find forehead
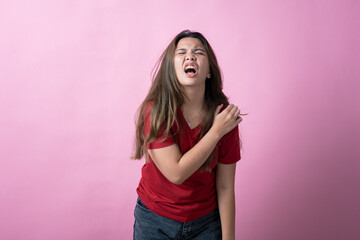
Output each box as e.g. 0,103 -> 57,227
176,37 -> 204,49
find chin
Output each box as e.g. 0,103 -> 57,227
179,79 -> 205,87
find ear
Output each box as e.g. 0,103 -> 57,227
207,73 -> 211,78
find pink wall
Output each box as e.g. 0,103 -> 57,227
0,1 -> 359,239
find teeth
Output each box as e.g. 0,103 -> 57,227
185,66 -> 195,70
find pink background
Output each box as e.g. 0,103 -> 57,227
0,1 -> 359,239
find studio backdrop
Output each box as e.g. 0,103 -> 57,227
0,1 -> 359,240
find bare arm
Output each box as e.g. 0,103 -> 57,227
148,104 -> 242,185
216,163 -> 236,240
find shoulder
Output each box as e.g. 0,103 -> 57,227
220,124 -> 239,144
217,124 -> 241,163
142,101 -> 155,120
143,101 -> 154,114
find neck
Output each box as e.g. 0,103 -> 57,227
182,85 -> 205,112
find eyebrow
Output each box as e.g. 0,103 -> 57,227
176,48 -> 206,53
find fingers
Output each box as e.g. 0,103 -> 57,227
227,104 -> 242,124
236,116 -> 243,124
212,103 -> 243,137
225,104 -> 234,113
214,104 -> 223,116
218,103 -> 243,123
234,109 -> 240,118
230,105 -> 238,117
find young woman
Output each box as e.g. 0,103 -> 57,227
132,30 -> 244,240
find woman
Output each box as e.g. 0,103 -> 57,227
132,30 -> 244,240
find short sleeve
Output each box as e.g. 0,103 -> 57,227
218,125 -> 241,164
143,103 -> 175,149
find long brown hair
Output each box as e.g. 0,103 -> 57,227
132,30 -> 241,169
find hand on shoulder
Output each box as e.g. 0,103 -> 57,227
211,104 -> 242,138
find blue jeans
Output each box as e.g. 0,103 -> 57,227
133,197 -> 222,240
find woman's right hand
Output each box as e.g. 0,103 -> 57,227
211,104 -> 242,138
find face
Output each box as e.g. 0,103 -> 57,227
174,37 -> 210,87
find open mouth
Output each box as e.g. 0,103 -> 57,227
184,64 -> 198,77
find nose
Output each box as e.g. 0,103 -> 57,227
185,53 -> 196,61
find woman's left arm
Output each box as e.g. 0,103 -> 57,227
216,162 -> 236,240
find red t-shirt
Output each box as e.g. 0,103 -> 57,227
136,102 -> 241,222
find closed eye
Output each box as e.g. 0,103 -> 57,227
194,48 -> 206,55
